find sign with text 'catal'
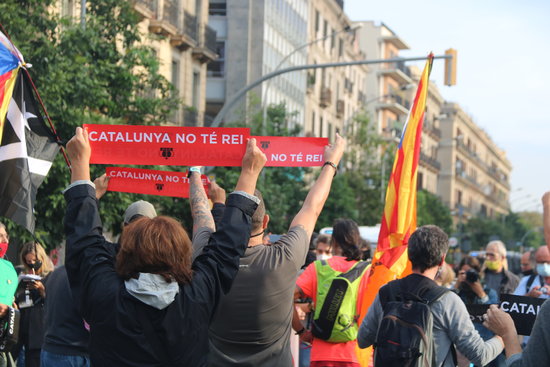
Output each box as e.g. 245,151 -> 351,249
106,167 -> 209,198
85,124 -> 250,166
256,136 -> 328,167
466,294 -> 546,336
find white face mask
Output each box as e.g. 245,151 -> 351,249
536,263 -> 550,277
317,254 -> 331,261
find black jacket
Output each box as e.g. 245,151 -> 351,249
64,184 -> 257,367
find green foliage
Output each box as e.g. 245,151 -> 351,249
461,211 -> 543,251
416,190 -> 453,235
212,102 -> 308,234
0,0 -> 180,248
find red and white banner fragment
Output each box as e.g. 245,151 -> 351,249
85,124 -> 250,166
106,167 -> 209,198
254,136 -> 328,167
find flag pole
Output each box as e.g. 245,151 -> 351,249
0,23 -> 71,170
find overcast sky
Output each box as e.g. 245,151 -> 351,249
345,0 -> 550,212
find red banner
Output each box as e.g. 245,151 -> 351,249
85,124 -> 250,166
106,167 -> 209,198
254,136 -> 327,167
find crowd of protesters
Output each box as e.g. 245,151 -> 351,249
0,127 -> 549,367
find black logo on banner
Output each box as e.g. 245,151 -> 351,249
160,147 -> 173,159
156,183 -> 164,191
466,294 -> 546,336
260,141 -> 270,149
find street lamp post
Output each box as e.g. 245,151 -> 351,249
211,54 -> 453,128
260,25 -> 361,134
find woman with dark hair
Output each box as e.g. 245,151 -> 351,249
63,127 -> 266,367
293,218 -> 369,367
14,242 -> 53,367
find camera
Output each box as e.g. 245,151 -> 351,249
541,287 -> 548,295
466,269 -> 479,283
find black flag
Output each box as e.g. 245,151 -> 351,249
0,71 -> 59,232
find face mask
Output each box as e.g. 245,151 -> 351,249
521,269 -> 534,277
536,264 -> 550,277
485,260 -> 502,272
317,254 -> 331,261
0,242 -> 7,258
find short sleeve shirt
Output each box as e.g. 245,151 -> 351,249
296,256 -> 369,363
208,226 -> 309,366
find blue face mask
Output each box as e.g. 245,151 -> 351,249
536,263 -> 550,277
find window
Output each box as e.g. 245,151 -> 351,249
209,1 -> 227,16
339,38 -> 343,57
417,172 -> 424,190
192,71 -> 200,109
319,117 -> 323,137
457,190 -> 463,205
311,112 -> 316,135
207,41 -> 225,77
61,0 -> 74,17
315,10 -> 320,33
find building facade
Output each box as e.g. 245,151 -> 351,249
134,0 -> 217,126
437,102 -> 512,224
354,21 -> 412,139
304,0 -> 367,140
206,0 -> 308,127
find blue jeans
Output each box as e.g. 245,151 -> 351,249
40,351 -> 90,367
299,341 -> 311,367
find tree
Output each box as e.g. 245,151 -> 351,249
1,0 -> 179,247
416,190 -> 453,235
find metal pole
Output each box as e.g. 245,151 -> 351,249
260,26 -> 360,135
81,0 -> 86,30
212,54 -> 452,128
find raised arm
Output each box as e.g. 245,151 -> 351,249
189,167 -> 215,235
208,181 -> 226,230
289,133 -> 345,237
543,191 -> 550,249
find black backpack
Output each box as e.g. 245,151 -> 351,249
373,279 -> 451,367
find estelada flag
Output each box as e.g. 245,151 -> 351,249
357,54 -> 434,366
0,31 -> 22,143
0,55 -> 59,232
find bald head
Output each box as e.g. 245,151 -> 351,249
535,246 -> 550,264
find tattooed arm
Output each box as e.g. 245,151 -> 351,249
189,168 -> 215,236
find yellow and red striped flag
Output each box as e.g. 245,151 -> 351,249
357,54 -> 434,366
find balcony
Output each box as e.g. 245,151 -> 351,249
378,60 -> 413,85
184,11 -> 198,42
419,152 -> 441,171
192,25 -> 218,63
320,87 -> 332,108
422,121 -> 442,139
134,0 -> 156,19
148,0 -> 178,37
376,95 -> 408,115
336,99 -> 345,118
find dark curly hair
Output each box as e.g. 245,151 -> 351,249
408,225 -> 449,272
331,219 -> 362,261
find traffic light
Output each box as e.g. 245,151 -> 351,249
444,48 -> 457,86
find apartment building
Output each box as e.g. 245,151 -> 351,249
305,0 -> 368,140
134,0 -> 217,126
354,21 -> 413,139
206,0 -> 308,127
438,102 -> 512,223
59,0 -> 216,126
405,67 -> 445,195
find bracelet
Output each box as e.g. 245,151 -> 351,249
295,327 -> 306,335
322,161 -> 338,177
187,166 -> 202,179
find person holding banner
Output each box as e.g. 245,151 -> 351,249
63,127 -> 266,367
207,133 -> 345,367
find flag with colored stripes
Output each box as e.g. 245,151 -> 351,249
0,31 -> 22,143
0,66 -> 59,233
357,54 -> 433,366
